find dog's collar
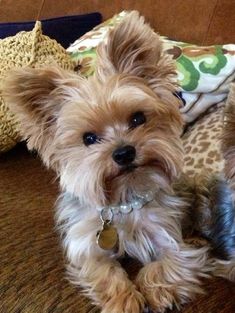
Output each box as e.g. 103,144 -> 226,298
98,191 -> 155,219
96,191 -> 155,250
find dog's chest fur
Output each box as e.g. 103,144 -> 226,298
57,190 -> 184,264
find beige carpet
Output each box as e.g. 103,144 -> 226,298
1,144 -> 235,313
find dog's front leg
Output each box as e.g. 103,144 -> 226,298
212,258 -> 235,281
68,255 -> 145,313
135,244 -> 209,313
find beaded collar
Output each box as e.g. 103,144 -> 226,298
96,191 -> 155,251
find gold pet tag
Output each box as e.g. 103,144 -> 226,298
96,221 -> 119,250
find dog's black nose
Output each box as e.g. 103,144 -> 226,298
112,145 -> 136,166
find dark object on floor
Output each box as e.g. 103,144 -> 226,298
206,178 -> 235,259
176,174 -> 235,260
193,176 -> 235,260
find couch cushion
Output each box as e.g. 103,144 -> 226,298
182,105 -> 224,177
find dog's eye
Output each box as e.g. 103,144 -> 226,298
83,132 -> 100,146
129,111 -> 146,129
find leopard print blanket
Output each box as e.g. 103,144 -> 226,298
182,104 -> 225,177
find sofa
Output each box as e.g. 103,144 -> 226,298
1,1 -> 235,312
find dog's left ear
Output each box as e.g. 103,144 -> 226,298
2,66 -> 79,168
96,11 -> 177,91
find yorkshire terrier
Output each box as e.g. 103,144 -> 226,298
3,11 -> 234,313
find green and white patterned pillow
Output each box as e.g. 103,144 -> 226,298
163,38 -> 235,122
67,11 -> 235,123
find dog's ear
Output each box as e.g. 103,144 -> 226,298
2,66 -> 77,168
96,11 -> 176,85
95,11 -> 179,109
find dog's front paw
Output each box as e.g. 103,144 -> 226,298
101,287 -> 145,313
137,281 -> 176,312
136,263 -> 177,312
136,261 -> 203,313
213,258 -> 235,282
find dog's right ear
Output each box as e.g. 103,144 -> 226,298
96,11 -> 162,78
2,66 -> 77,168
95,11 -> 175,84
95,11 -> 179,111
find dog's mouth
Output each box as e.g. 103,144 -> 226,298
120,164 -> 138,174
107,159 -> 168,181
143,159 -> 166,171
140,159 -> 169,177
106,164 -> 138,181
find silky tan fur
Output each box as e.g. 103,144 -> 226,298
3,11 -> 226,313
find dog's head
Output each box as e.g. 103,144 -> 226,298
3,12 -> 183,207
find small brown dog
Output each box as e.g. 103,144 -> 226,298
3,12 -> 214,313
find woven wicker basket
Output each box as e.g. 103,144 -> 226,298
0,21 -> 74,153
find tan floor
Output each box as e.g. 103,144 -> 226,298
1,144 -> 235,313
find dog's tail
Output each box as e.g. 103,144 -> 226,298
222,83 -> 235,190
